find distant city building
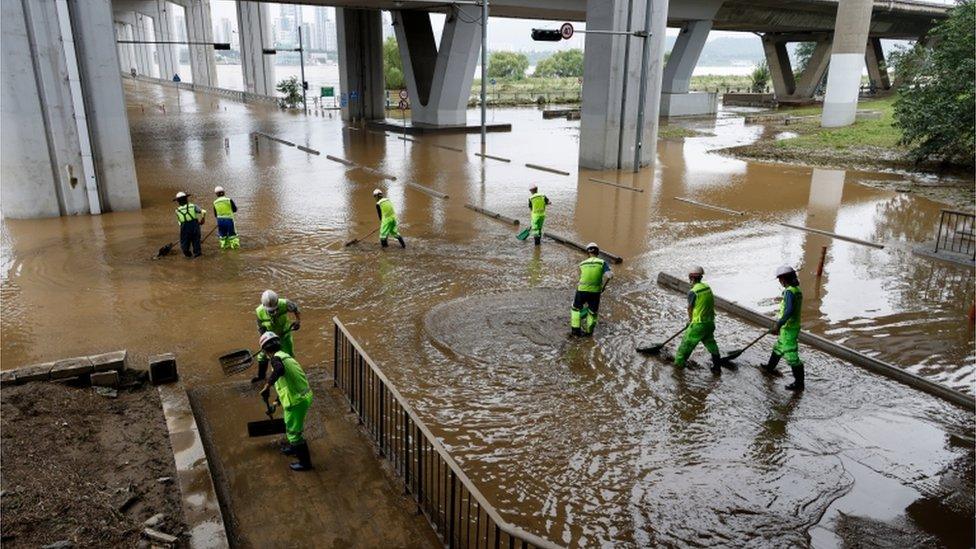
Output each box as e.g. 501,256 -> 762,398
314,7 -> 336,53
277,4 -> 301,47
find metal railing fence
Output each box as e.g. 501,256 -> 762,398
332,317 -> 561,549
935,209 -> 976,259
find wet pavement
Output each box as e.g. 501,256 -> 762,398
1,79 -> 973,547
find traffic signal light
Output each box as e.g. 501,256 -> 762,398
531,29 -> 563,42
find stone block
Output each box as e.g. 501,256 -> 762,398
90,370 -> 119,388
90,350 -> 127,372
148,353 -> 178,385
49,357 -> 94,380
15,362 -> 55,383
0,370 -> 17,386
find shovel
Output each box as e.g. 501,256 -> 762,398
247,391 -> 286,437
636,324 -> 688,355
720,330 -> 769,363
154,225 -> 218,259
217,328 -> 293,376
516,228 -> 531,241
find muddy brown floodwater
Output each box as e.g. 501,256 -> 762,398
2,79 -> 973,547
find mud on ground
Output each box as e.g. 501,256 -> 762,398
1,375 -> 187,547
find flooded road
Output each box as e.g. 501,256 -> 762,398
2,79 -> 973,547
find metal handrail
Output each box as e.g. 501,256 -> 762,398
934,209 -> 975,259
333,316 -> 562,549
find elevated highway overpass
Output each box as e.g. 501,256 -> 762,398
1,0 -> 950,218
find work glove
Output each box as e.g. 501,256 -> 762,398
290,321 -> 301,332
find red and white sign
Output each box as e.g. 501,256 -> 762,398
560,22 -> 574,40
399,89 -> 409,100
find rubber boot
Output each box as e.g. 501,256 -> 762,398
397,236 -> 406,249
289,442 -> 312,471
280,441 -> 297,456
533,236 -> 541,246
710,354 -> 723,375
761,352 -> 783,377
380,238 -> 389,248
251,360 -> 268,383
785,365 -> 805,391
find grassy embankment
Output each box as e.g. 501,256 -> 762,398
719,95 -> 974,207
466,75 -> 754,106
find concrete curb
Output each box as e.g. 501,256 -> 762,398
1,350 -> 126,386
157,382 -> 230,549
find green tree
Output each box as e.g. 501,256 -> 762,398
533,49 -> 584,78
487,51 -> 529,80
750,61 -> 770,93
893,0 -> 975,166
793,42 -> 817,74
276,76 -> 303,108
383,36 -> 405,90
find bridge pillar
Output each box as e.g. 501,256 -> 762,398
864,37 -> 891,92
660,20 -> 717,117
114,20 -> 138,75
792,36 -> 832,99
2,0 -> 140,218
181,0 -> 218,86
822,0 -> 872,127
761,35 -> 795,97
580,0 -> 670,170
149,0 -> 179,81
392,8 -> 482,126
336,8 -> 385,122
237,1 -> 275,96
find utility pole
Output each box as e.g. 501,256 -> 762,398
298,26 -> 308,115
480,0 -> 488,145
632,0 -> 653,172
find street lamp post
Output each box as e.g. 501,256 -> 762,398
480,0 -> 488,146
298,26 -> 308,115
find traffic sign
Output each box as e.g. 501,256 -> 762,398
398,89 -> 408,100
398,99 -> 408,110
350,90 -> 359,100
560,22 -> 574,40
490,78 -> 496,85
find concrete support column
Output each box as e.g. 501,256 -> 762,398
662,20 -> 711,94
237,1 -> 275,96
864,37 -> 890,91
183,0 -> 217,87
336,8 -> 384,122
793,36 -> 832,98
115,21 -> 138,75
580,0 -> 670,170
2,0 -> 139,218
392,8 -> 482,126
761,34 -> 795,97
150,0 -> 178,80
822,0 -> 872,127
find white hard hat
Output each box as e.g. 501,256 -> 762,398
214,186 -> 224,194
585,242 -> 599,251
261,289 -> 278,311
529,185 -> 538,191
689,266 -> 705,276
775,265 -> 796,278
174,191 -> 187,200
373,189 -> 383,196
259,331 -> 279,349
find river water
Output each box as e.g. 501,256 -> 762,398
1,80 -> 972,547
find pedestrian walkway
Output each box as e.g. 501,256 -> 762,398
190,374 -> 439,548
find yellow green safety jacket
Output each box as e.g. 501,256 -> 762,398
175,203 -> 203,225
377,197 -> 396,222
272,350 -> 311,409
256,299 -> 291,336
529,193 -> 548,216
779,285 -> 802,332
690,282 -> 715,324
213,196 -> 235,219
577,257 -> 607,293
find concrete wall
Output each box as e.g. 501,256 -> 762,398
822,0 -> 873,127
336,8 -> 385,121
1,0 -> 140,219
237,0 -> 275,96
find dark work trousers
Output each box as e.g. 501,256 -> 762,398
572,290 -> 602,313
180,221 -> 202,257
